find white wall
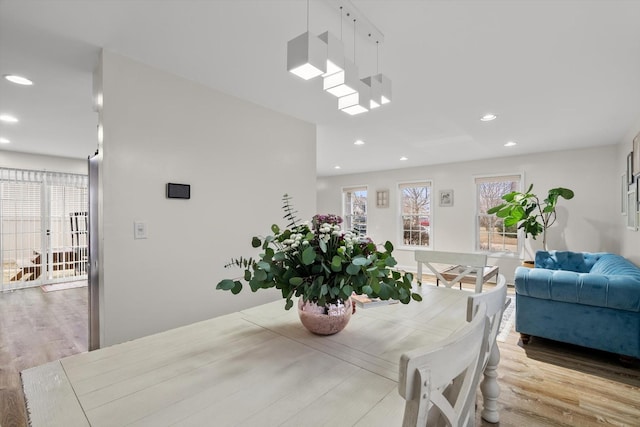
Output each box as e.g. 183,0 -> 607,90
98,51 -> 316,346
0,150 -> 87,174
618,121 -> 640,265
317,145 -> 619,283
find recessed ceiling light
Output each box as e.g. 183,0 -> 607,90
4,74 -> 33,85
0,114 -> 18,123
504,141 -> 517,147
480,113 -> 497,122
334,165 -> 341,169
400,156 -> 408,161
0,137 -> 10,144
354,139 -> 365,145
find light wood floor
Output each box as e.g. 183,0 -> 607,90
1,284 -> 639,427
0,285 -> 87,427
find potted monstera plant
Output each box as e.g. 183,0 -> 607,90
487,185 -> 574,262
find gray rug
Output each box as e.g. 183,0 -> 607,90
497,295 -> 515,342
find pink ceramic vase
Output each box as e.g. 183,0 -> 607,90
297,297 -> 353,335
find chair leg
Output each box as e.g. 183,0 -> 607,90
520,333 -> 531,344
480,344 -> 501,423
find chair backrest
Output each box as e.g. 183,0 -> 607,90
415,250 -> 488,293
466,274 -> 509,368
399,303 -> 489,427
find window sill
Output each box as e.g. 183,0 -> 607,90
397,245 -> 430,251
480,251 -> 521,259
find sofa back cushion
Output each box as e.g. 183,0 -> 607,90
535,250 -> 606,273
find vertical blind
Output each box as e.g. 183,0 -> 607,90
1,168 -> 88,290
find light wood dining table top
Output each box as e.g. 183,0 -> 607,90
22,284 -> 473,427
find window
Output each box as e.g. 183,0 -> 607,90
476,175 -> 521,253
1,168 -> 88,291
343,186 -> 367,235
399,182 -> 431,247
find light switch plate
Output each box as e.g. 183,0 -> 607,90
134,221 -> 147,239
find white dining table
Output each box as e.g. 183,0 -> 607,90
22,284 -> 501,426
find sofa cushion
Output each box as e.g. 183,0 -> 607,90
534,250 -> 606,273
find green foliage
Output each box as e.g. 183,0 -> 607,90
486,184 -> 574,250
216,194 -> 421,310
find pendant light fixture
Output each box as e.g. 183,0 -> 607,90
361,75 -> 381,109
338,78 -> 369,115
338,18 -> 368,115
361,40 -> 383,109
319,31 -> 344,77
319,7 -> 345,77
286,0 -> 390,115
323,8 -> 357,97
324,59 -> 359,97
370,39 -> 392,105
376,72 -> 392,104
287,0 -> 327,80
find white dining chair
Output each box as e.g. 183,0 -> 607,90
414,250 -> 488,293
399,303 -> 489,427
466,274 -> 509,423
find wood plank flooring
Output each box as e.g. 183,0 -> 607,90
0,286 -> 87,427
1,283 -> 639,426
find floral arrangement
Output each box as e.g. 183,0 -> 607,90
216,194 -> 421,310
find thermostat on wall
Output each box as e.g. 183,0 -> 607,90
166,183 -> 190,199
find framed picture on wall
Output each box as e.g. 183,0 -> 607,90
622,173 -> 628,215
439,189 -> 454,207
634,132 -> 640,176
628,152 -> 634,185
627,190 -> 637,230
636,174 -> 640,212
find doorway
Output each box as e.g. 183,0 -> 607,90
1,168 -> 88,292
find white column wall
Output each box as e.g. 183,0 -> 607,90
317,145 -> 618,283
99,51 -> 316,346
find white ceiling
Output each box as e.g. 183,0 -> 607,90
1,0 -> 639,177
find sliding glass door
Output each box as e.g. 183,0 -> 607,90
0,168 -> 88,292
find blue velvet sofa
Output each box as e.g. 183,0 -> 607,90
514,251 -> 640,358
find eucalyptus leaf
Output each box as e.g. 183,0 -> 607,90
254,269 -> 267,281
331,255 -> 343,272
231,281 -> 243,295
302,246 -> 316,265
289,277 -> 304,286
216,279 -> 236,290
352,256 -> 369,266
346,263 -> 360,275
257,261 -> 271,271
